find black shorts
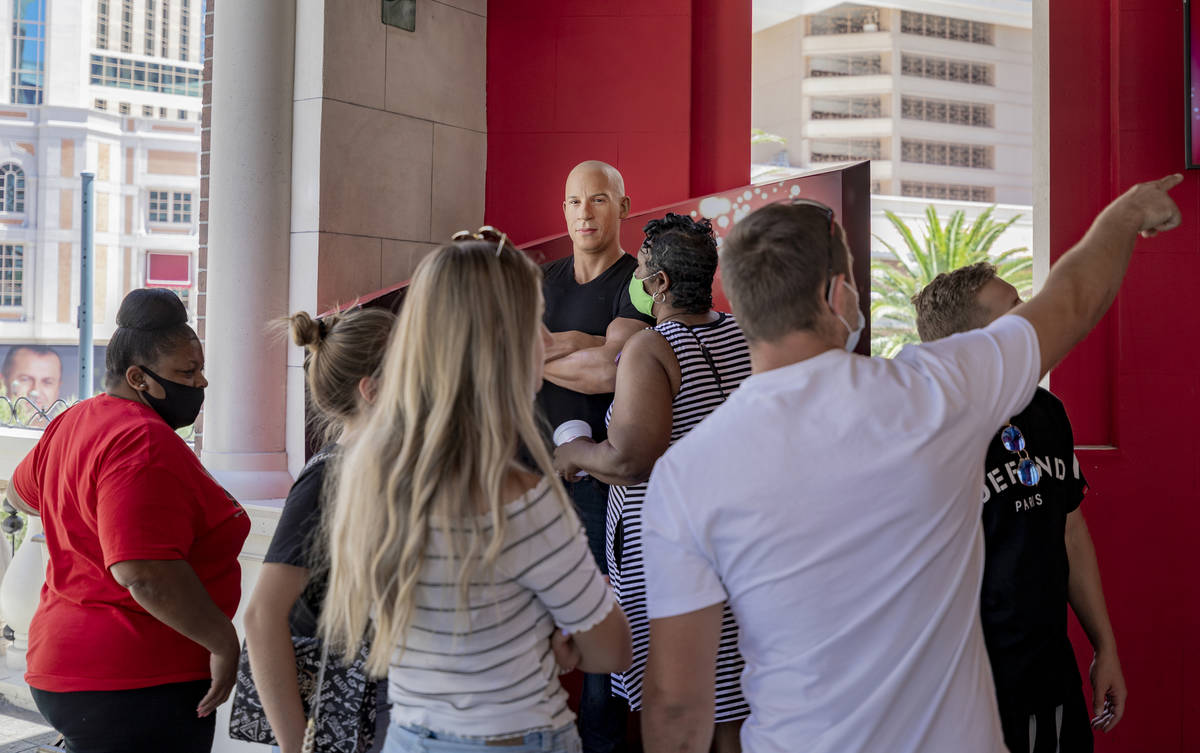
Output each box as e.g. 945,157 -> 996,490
32,679 -> 215,753
998,683 -> 1093,753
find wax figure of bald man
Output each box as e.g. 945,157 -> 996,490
538,161 -> 652,753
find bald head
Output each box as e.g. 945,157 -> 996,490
563,161 -> 630,257
566,160 -> 626,198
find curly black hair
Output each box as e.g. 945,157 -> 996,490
641,213 -> 718,314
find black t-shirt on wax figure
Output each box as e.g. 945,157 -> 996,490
538,253 -> 652,440
979,387 -> 1089,712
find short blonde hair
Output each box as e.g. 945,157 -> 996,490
911,262 -> 997,341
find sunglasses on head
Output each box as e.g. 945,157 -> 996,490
787,199 -> 838,294
452,225 -> 512,257
1000,423 -> 1040,486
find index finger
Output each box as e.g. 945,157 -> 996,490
1155,173 -> 1184,191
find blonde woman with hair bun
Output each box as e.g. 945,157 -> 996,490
243,306 -> 396,753
322,232 -> 632,753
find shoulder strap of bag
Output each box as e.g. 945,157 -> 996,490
300,640 -> 330,753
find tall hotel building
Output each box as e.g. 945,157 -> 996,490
0,0 -> 201,348
752,1 -> 1033,205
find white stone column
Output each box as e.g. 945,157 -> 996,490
201,0 -> 297,501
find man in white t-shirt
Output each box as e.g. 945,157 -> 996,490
637,177 -> 1183,753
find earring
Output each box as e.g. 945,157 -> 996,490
653,291 -> 666,303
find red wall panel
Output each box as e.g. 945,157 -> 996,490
486,1 -> 751,245
1052,1 -> 1200,750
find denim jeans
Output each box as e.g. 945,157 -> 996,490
383,722 -> 582,753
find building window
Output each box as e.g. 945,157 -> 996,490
807,53 -> 883,78
901,96 -> 993,127
901,181 -> 995,202
900,11 -> 994,45
810,95 -> 883,120
901,53 -> 993,86
142,104 -> 153,116
159,106 -> 167,118
149,190 -> 192,225
11,0 -> 46,105
901,139 -> 994,169
118,101 -> 130,114
809,138 -> 883,163
96,0 -> 109,49
172,192 -> 192,223
0,164 -> 26,214
120,0 -> 133,52
161,0 -> 170,58
144,0 -> 155,55
88,54 -> 202,96
177,108 -> 187,120
0,244 -> 24,308
808,4 -> 883,35
179,0 -> 189,61
94,98 -> 107,111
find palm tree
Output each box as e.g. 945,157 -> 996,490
870,206 -> 1032,357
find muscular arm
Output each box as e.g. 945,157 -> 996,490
109,558 -> 240,717
554,331 -> 675,486
244,563 -> 310,753
1065,509 -> 1125,731
1010,175 -> 1182,378
545,331 -> 605,362
543,317 -> 647,394
641,603 -> 723,753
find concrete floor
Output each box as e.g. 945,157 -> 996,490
0,701 -> 58,753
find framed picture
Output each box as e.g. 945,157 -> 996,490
1186,0 -> 1200,167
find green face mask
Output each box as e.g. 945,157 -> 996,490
629,271 -> 657,318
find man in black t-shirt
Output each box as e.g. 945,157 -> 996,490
913,263 -> 1126,753
539,160 -> 651,753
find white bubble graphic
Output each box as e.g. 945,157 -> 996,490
698,196 -> 733,218
789,185 -> 801,197
717,215 -> 730,228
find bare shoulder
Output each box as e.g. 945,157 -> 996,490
503,468 -> 544,503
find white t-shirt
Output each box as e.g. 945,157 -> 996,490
642,315 -> 1040,753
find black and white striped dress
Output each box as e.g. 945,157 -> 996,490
605,312 -> 752,719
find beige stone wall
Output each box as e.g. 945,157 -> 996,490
291,0 -> 487,315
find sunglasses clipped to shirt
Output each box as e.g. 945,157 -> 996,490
1000,423 -> 1040,486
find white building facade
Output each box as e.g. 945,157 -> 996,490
0,0 -> 200,352
752,1 -> 1033,205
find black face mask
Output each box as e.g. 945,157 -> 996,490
138,366 -> 205,429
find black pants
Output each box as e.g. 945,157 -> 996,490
564,476 -> 628,753
32,679 -> 215,753
998,684 -> 1093,753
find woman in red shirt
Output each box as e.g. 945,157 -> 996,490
6,288 -> 250,753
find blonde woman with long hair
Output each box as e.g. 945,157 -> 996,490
322,231 -> 632,753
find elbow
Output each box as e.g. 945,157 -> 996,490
609,456 -> 654,487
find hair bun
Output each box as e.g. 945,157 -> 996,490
290,311 -> 338,350
115,288 -> 188,331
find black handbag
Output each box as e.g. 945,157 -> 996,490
228,635 -> 378,753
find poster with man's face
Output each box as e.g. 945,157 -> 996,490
0,344 -> 107,411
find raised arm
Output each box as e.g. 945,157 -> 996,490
109,558 -> 241,717
641,603 -> 724,753
1065,509 -> 1125,732
1011,174 -> 1182,378
553,330 -> 675,486
543,317 -> 646,394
